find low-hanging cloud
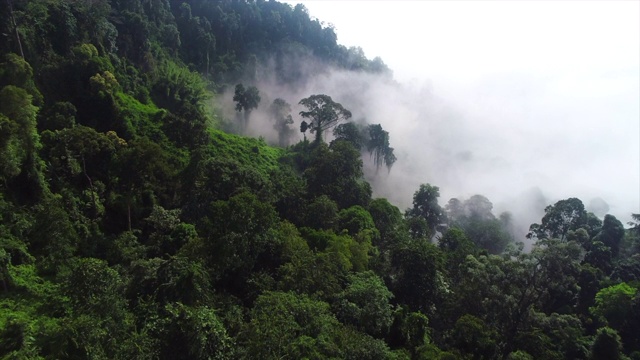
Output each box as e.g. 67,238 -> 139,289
215,54 -> 639,243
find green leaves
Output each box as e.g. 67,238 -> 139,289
58,258 -> 133,358
1,1 -> 640,358
152,60 -> 211,115
591,327 -> 625,360
591,283 -> 638,330
450,314 -> 498,359
0,53 -> 42,105
304,141 -> 370,209
0,85 -> 39,181
269,98 -> 295,147
593,214 -> 625,257
242,291 -> 343,359
530,198 -> 587,241
390,240 -> 445,314
60,258 -> 125,316
333,122 -> 365,150
299,94 -> 352,143
154,303 -> 234,360
233,83 -> 261,131
367,124 -> 396,172
337,205 -> 378,237
406,184 -> 444,239
196,191 -> 279,287
233,84 -> 260,113
334,271 -> 394,337
331,122 -> 397,173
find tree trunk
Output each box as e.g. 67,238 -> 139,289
244,110 -> 251,132
314,126 -> 322,144
82,155 -> 98,219
205,47 -> 210,76
6,0 -> 25,59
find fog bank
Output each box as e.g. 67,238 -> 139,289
217,56 -> 638,243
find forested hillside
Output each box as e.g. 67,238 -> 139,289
1,1 -> 639,359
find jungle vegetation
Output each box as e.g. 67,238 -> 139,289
0,1 -> 639,359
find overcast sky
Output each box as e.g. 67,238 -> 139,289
282,1 -> 640,225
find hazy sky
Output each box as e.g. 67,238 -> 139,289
279,1 -> 640,226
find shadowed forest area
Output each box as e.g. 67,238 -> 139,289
0,1 -> 639,359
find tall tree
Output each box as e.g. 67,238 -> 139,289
334,271 -> 394,337
233,83 -> 260,131
590,327 -> 624,360
242,291 -> 341,359
593,214 -> 625,257
299,94 -> 351,143
463,194 -> 495,220
528,198 -> 587,241
366,124 -> 396,173
332,122 -> 365,150
629,213 -> 640,235
0,53 -> 42,105
300,120 -> 309,142
4,0 -> 24,59
0,85 -> 41,200
590,283 -> 637,331
406,184 -> 445,239
269,98 -> 294,147
390,239 -> 444,314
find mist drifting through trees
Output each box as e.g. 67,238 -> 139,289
281,0 -> 640,234
1,0 -> 639,359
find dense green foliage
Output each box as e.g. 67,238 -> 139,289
1,1 -> 639,359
